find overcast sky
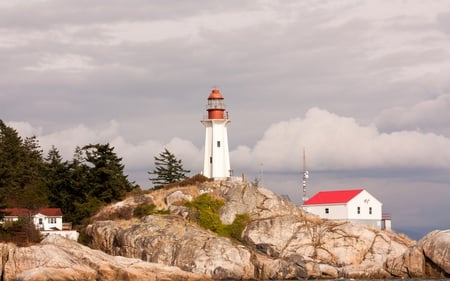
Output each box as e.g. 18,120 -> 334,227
2,0 -> 450,239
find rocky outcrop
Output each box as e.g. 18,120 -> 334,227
220,180 -> 414,278
86,180 -> 429,279
0,234 -> 209,281
3,181 -> 448,280
86,214 -> 306,280
386,229 -> 450,278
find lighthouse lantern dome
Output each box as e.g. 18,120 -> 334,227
207,88 -> 226,119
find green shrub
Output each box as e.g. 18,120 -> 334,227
184,193 -> 250,241
133,203 -> 170,218
133,203 -> 156,217
223,213 -> 251,242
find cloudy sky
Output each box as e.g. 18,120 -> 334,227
2,0 -> 450,238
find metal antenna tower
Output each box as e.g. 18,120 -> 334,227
302,148 -> 309,204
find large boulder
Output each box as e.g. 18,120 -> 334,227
386,229 -> 450,278
0,235 -> 208,281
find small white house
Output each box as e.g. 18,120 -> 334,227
303,189 -> 390,230
1,208 -> 63,230
1,208 -> 79,240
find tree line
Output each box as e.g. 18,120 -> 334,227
0,120 -> 138,228
0,120 -> 192,231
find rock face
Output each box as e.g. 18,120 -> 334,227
86,180 -> 450,279
220,181 -> 414,278
2,181 -> 448,280
0,234 -> 209,281
87,215 -> 254,280
386,229 -> 450,278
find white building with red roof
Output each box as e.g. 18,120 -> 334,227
2,208 -> 63,231
1,208 -> 79,240
303,189 -> 390,229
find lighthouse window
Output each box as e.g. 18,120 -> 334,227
209,157 -> 212,163
217,141 -> 221,147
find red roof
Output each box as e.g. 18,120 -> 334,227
303,189 -> 364,205
2,208 -> 62,217
208,88 -> 224,99
36,208 -> 63,216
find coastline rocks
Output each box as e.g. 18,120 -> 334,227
86,181 -> 412,279
86,214 -> 307,280
386,229 -> 450,278
0,234 -> 209,281
85,180 -> 450,279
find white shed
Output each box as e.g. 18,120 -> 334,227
303,189 -> 388,229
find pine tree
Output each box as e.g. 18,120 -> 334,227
81,143 -> 137,203
0,120 -> 49,209
44,146 -> 73,211
148,148 -> 190,189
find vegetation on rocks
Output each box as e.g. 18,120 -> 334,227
133,203 -> 170,217
0,216 -> 41,246
184,193 -> 250,241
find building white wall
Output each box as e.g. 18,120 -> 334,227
41,231 -> 79,241
33,213 -> 63,231
303,190 -> 384,229
202,119 -> 231,179
346,190 -> 382,221
303,204 -> 348,220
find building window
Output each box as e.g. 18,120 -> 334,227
369,207 -> 372,215
325,208 -> 329,214
49,217 -> 56,224
217,141 -> 221,147
357,207 -> 360,214
210,157 -> 212,163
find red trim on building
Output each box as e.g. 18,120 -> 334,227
2,208 -> 62,217
303,189 -> 364,205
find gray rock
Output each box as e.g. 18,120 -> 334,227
0,234 -> 209,281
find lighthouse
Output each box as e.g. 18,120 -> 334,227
201,88 -> 231,179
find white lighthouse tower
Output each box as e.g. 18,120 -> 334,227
201,88 -> 231,179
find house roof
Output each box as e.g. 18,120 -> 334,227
303,189 -> 364,205
2,208 -> 63,217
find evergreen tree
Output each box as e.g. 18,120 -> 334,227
44,146 -> 74,212
0,120 -> 49,208
81,143 -> 137,203
148,148 -> 190,189
0,120 -> 25,189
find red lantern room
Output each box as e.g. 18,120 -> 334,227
207,88 -> 227,119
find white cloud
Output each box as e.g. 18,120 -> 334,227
11,107 -> 450,183
375,94 -> 450,133
233,108 -> 450,173
6,121 -> 42,137
24,54 -> 94,72
10,120 -> 201,185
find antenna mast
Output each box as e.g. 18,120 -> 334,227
302,147 -> 309,204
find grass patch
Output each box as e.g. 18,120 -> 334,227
184,193 -> 251,242
133,203 -> 170,218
